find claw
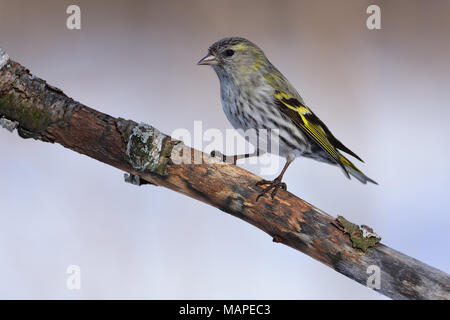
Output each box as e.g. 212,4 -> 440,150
255,159 -> 292,201
256,179 -> 287,201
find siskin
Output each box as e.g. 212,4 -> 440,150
198,37 -> 377,200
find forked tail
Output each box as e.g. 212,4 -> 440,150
339,153 -> 378,185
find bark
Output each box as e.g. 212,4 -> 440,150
1,51 -> 449,300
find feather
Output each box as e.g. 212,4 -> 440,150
272,91 -> 377,183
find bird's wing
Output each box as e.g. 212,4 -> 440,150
263,67 -> 363,159
273,90 -> 357,177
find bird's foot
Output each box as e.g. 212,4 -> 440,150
256,178 -> 287,201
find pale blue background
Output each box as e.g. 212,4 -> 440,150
0,0 -> 449,299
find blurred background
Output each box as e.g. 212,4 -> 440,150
0,0 -> 449,299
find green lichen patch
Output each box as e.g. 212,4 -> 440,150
116,119 -> 179,176
123,123 -> 176,175
154,136 -> 178,175
126,124 -> 160,171
0,87 -> 77,141
0,94 -> 55,139
336,216 -> 381,252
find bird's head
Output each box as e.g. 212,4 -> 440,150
198,37 -> 268,80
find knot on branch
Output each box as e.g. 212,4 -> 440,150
116,119 -> 179,175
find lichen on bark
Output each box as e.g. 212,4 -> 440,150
0,48 -> 9,70
336,215 -> 381,252
0,94 -> 54,139
0,61 -> 80,141
115,120 -> 178,175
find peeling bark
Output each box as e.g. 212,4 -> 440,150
1,55 -> 449,300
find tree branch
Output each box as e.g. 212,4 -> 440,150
0,50 -> 448,300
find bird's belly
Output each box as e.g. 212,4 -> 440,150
221,92 -> 313,160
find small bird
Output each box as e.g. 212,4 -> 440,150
198,37 -> 377,200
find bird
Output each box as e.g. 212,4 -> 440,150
198,37 -> 377,201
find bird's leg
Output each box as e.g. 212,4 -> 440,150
256,159 -> 292,201
210,149 -> 264,165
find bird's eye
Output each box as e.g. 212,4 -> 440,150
224,49 -> 235,57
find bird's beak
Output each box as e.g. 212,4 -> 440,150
197,54 -> 218,66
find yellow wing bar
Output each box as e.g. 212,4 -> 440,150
274,92 -> 348,175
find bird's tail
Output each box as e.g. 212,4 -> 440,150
339,153 -> 378,185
